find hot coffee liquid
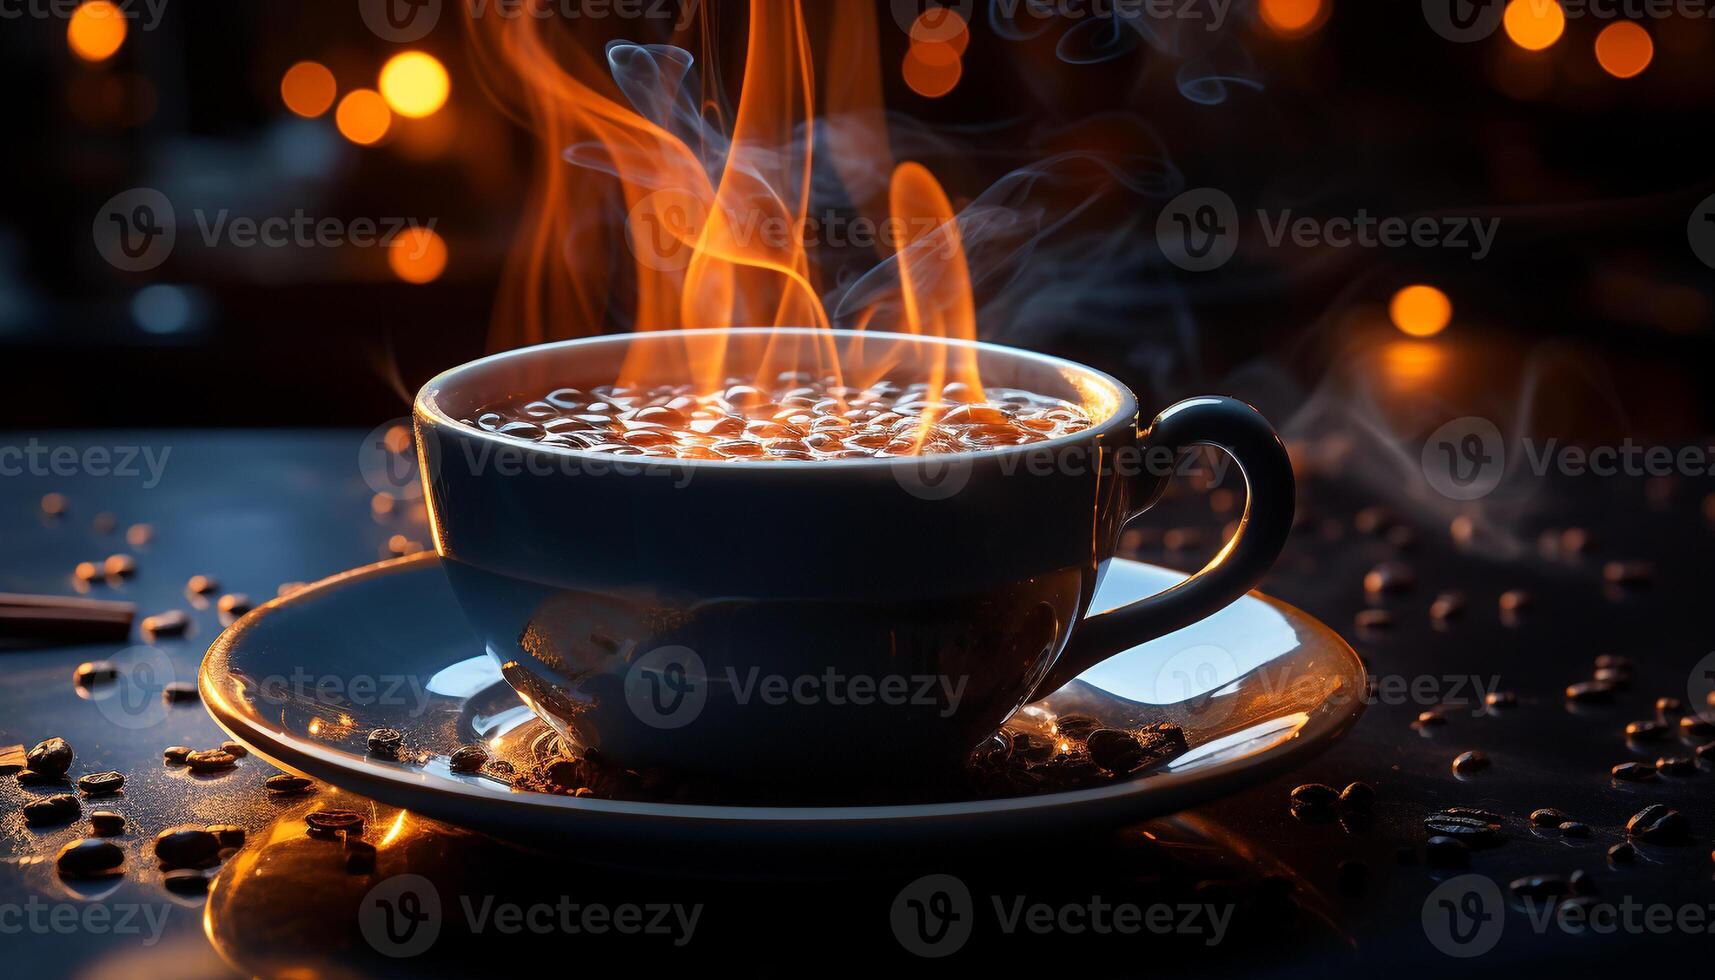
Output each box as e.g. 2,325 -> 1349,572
467,375 -> 1095,460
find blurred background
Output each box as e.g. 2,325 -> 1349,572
1,0 -> 1712,443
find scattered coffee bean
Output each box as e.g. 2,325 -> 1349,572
367,728 -> 404,759
1681,715 -> 1715,739
161,682 -> 198,704
162,869 -> 211,895
73,561 -> 100,582
1626,804 -> 1689,843
1085,729 -> 1146,774
305,809 -> 365,837
1560,527 -> 1591,554
265,773 -> 313,795
1696,742 -> 1714,765
1607,841 -> 1636,863
74,661 -> 117,686
1611,761 -> 1657,782
125,523 -> 153,546
1011,732 -> 1057,763
1291,783 -> 1340,808
23,794 -> 81,826
217,594 -> 252,617
1340,781 -> 1375,810
1452,751 -> 1490,775
41,492 -> 68,516
1559,821 -> 1592,838
1602,560 -> 1653,585
141,610 -> 189,638
1654,756 -> 1696,777
186,575 -> 219,595
1424,812 -> 1502,847
27,737 -> 73,776
345,839 -> 377,874
102,554 -> 136,577
220,741 -> 247,758
1363,562 -> 1415,595
1499,590 -> 1531,613
449,745 -> 489,773
1530,808 -> 1568,828
90,810 -> 124,836
1594,654 -> 1632,671
206,824 -> 245,848
1593,667 -> 1631,690
56,839 -> 124,879
185,749 -> 237,774
76,771 -> 124,796
1510,874 -> 1569,901
163,745 -> 192,764
1053,713 -> 1101,740
1430,591 -> 1466,623
155,827 -> 220,868
1354,609 -> 1394,631
1625,720 -> 1667,742
1565,681 -> 1615,705
1425,835 -> 1471,868
1355,506 -> 1394,535
1415,709 -> 1447,727
1484,691 -> 1517,710
0,744 -> 24,775
1655,697 -> 1686,721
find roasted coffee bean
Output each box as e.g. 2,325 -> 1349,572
1593,667 -> 1631,690
1363,562 -> 1415,595
480,761 -> 516,784
1355,506 -> 1395,535
1499,590 -> 1531,613
207,824 -> 245,848
1625,720 -> 1667,742
1452,751 -> 1490,775
1655,697 -> 1686,720
185,750 -> 237,774
448,745 -> 489,773
74,661 -> 117,686
41,492 -> 68,516
163,745 -> 193,764
1425,836 -> 1471,868
27,738 -> 73,776
23,794 -> 80,826
1510,874 -> 1569,901
141,610 -> 189,638
1339,781 -> 1376,810
1607,841 -> 1636,863
219,741 -> 248,758
305,809 -> 366,836
77,771 -> 124,795
103,554 -> 136,577
1611,762 -> 1656,782
1415,709 -> 1447,727
162,869 -> 210,895
0,744 -> 24,775
186,575 -> 219,595
1559,821 -> 1592,838
1011,732 -> 1058,763
1696,742 -> 1714,765
1354,609 -> 1394,631
126,523 -> 153,546
1602,560 -> 1653,585
1290,800 -> 1338,824
90,810 -> 124,835
56,839 -> 123,879
345,839 -> 378,874
74,561 -> 100,582
367,728 -> 404,759
1424,810 -> 1503,846
1594,654 -> 1632,671
1429,592 -> 1466,622
1132,724 -> 1188,769
1053,713 -> 1101,740
1530,808 -> 1568,828
1654,756 -> 1696,777
1484,691 -> 1517,709
217,594 -> 252,617
1680,715 -> 1715,739
1626,804 -> 1689,843
1290,783 -> 1341,808
265,773 -> 313,795
1565,681 -> 1615,705
161,682 -> 199,704
155,827 -> 220,868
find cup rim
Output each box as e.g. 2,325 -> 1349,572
415,328 -> 1140,470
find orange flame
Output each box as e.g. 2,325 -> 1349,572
466,0 -> 983,403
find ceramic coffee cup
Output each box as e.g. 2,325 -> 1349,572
414,328 -> 1293,785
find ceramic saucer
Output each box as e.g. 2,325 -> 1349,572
201,553 -> 1363,869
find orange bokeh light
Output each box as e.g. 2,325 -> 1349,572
1259,0 -> 1325,37
904,42 -> 962,98
910,7 -> 969,54
335,89 -> 391,145
389,227 -> 448,284
1503,0 -> 1565,52
1595,22 -> 1653,78
378,51 -> 450,119
280,61 -> 337,118
1389,285 -> 1454,337
67,1 -> 127,62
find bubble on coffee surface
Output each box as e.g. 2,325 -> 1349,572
466,373 -> 1095,460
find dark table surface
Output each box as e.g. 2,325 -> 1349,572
2,430 -> 1712,977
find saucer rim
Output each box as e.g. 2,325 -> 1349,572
200,552 -> 1365,824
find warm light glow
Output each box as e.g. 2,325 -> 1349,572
910,7 -> 969,54
379,51 -> 451,119
280,61 -> 337,118
380,810 -> 410,846
1390,285 -> 1454,337
903,42 -> 963,98
1503,0 -> 1564,51
1595,22 -> 1653,78
389,227 -> 448,284
335,89 -> 391,145
1382,340 -> 1447,386
1259,0 -> 1324,37
67,1 -> 126,62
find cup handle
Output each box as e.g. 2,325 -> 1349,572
1026,395 -> 1296,702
